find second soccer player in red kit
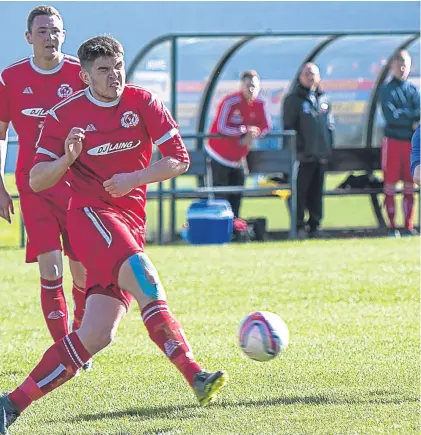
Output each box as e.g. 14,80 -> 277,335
0,6 -> 90,347
0,35 -> 227,432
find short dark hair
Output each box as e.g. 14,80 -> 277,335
241,70 -> 259,82
77,36 -> 124,69
392,50 -> 410,62
27,5 -> 63,33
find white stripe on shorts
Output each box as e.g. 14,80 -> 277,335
83,207 -> 112,247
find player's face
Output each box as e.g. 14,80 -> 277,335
391,56 -> 411,81
241,77 -> 260,101
83,56 -> 126,102
299,64 -> 320,90
25,14 -> 65,61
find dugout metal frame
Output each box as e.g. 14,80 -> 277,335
127,31 -> 420,244
5,30 -> 421,248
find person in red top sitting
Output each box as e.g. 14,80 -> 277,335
206,70 -> 271,218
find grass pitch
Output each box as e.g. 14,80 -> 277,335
0,238 -> 419,434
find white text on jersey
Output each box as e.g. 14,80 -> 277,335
87,140 -> 141,156
21,108 -> 50,118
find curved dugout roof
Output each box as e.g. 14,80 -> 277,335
127,31 -> 420,150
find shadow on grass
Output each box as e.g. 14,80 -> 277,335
227,393 -> 419,407
67,403 -> 199,423
71,392 -> 418,423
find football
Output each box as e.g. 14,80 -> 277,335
239,311 -> 290,361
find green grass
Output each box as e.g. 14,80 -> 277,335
0,238 -> 419,434
1,173 -> 419,247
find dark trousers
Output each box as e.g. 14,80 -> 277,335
210,159 -> 245,218
296,161 -> 326,231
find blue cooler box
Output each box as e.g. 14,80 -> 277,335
186,199 -> 234,245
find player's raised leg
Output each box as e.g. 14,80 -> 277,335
118,252 -> 228,406
68,258 -> 93,370
0,293 -> 126,433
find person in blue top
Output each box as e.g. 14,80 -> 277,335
411,125 -> 420,185
380,50 -> 420,237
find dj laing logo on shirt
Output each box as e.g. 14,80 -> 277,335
21,108 -> 50,117
57,84 -> 73,98
121,111 -> 140,128
87,140 -> 141,156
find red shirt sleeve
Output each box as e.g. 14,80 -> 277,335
141,92 -> 190,164
0,71 -> 11,123
216,96 -> 247,137
33,112 -> 67,164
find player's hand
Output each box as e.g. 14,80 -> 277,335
414,165 -> 420,186
64,127 -> 85,165
240,131 -> 254,147
103,172 -> 137,198
247,126 -> 261,139
0,186 -> 14,224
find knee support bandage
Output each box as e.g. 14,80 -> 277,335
128,253 -> 166,300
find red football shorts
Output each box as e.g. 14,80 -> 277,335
67,207 -> 146,310
381,137 -> 413,185
19,188 -> 77,263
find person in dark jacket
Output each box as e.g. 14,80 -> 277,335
380,50 -> 420,237
283,63 -> 334,239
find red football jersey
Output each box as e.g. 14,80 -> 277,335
0,54 -> 84,192
34,85 -> 190,224
207,91 -> 271,167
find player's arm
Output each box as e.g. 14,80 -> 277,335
30,125 -> 84,192
0,120 -> 14,223
104,142 -> 189,199
104,94 -> 190,198
245,102 -> 272,146
380,85 -> 414,126
104,156 -> 188,199
216,98 -> 247,137
0,70 -> 15,223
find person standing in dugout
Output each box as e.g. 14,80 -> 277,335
283,63 -> 334,239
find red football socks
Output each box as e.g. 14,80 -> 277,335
9,332 -> 91,413
141,300 -> 201,386
40,277 -> 69,342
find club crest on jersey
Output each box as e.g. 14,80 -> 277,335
121,111 -> 139,128
88,140 -> 141,156
21,108 -> 50,118
57,84 -> 73,98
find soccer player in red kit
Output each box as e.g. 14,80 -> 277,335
0,6 -> 90,345
380,50 -> 420,237
206,70 -> 271,218
0,35 -> 227,432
